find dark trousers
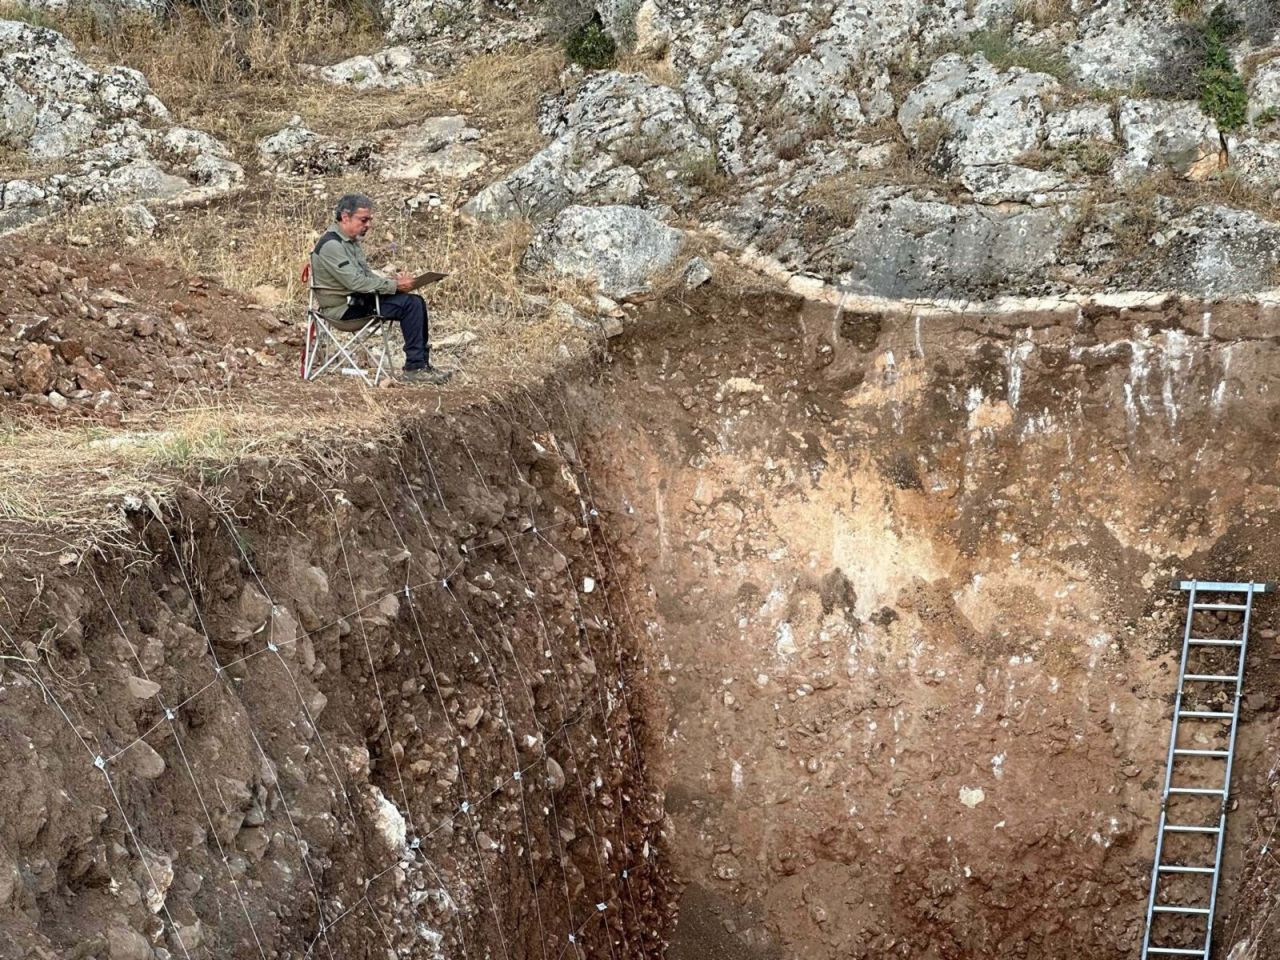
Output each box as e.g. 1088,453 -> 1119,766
343,292 -> 430,370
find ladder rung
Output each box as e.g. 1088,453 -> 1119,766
1173,748 -> 1230,757
1178,710 -> 1234,719
1164,824 -> 1221,834
1159,865 -> 1216,874
1152,905 -> 1212,915
1168,787 -> 1226,796
1183,674 -> 1239,683
1193,603 -> 1247,611
1174,580 -> 1272,593
1146,949 -> 1207,956
1189,638 -> 1243,647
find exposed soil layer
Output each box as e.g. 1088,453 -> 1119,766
0,395 -> 671,960
585,290 -> 1280,960
6,280 -> 1280,960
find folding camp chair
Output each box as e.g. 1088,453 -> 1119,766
299,260 -> 396,386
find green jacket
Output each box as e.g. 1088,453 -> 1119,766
310,227 -> 396,320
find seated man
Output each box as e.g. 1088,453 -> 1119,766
310,193 -> 451,385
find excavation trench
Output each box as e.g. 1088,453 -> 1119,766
4,290 -> 1280,960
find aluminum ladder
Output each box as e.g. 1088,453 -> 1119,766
1141,580 -> 1272,959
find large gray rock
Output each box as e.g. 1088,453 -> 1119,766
1116,99 -> 1224,182
898,54 -> 1059,169
305,45 -> 433,90
0,19 -> 242,233
1228,136 -> 1280,187
257,116 -> 378,177
1065,0 -> 1178,89
1146,204 -> 1280,297
897,53 -> 1091,203
1249,56 -> 1280,123
463,70 -> 710,223
822,189 -> 1067,299
379,115 -> 485,180
667,0 -> 1017,175
522,203 -> 684,298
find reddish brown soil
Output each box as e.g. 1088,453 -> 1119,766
1,245 -> 283,420
5,265 -> 1280,960
583,290 -> 1280,960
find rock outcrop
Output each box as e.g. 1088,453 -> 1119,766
256,114 -> 488,182
463,70 -> 711,223
0,19 -> 242,233
522,203 -> 683,298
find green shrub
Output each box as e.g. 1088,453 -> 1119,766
565,18 -> 616,70
1199,4 -> 1247,132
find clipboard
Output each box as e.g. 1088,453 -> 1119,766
409,271 -> 448,290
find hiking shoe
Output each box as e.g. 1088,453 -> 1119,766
402,366 -> 452,385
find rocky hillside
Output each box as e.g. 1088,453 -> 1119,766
360,0 -> 1280,300
3,1 -> 1280,306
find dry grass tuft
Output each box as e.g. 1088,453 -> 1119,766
804,173 -> 864,228
21,0 -> 381,86
454,44 -> 566,158
617,51 -> 681,88
1013,0 -> 1073,27
0,397 -> 403,546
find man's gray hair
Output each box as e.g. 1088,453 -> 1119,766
334,193 -> 375,221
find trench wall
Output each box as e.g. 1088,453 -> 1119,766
584,291 -> 1280,960
0,397 -> 671,960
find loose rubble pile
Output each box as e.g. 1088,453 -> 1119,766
0,247 -> 277,417
0,19 -> 242,233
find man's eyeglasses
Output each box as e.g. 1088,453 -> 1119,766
355,215 -> 373,224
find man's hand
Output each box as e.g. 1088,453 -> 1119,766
395,272 -> 414,293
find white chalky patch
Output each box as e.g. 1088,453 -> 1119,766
959,786 -> 986,809
371,786 -> 407,854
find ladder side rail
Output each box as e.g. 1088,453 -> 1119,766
1143,581 -> 1200,960
1202,585 -> 1256,960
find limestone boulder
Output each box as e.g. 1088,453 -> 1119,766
522,204 -> 684,299
0,19 -> 242,233
257,117 -> 378,177
307,45 -> 433,90
898,54 -> 1060,173
463,70 -> 710,223
1116,99 -> 1224,182
1065,0 -> 1179,89
1144,204 -> 1280,297
1228,136 -> 1280,187
1249,56 -> 1280,123
378,115 -> 485,181
819,188 -> 1066,300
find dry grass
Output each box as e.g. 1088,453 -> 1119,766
453,44 -> 566,157
0,396 -> 403,547
19,0 -> 380,86
1013,0 -> 1073,27
617,51 -> 681,89
804,173 -> 864,228
47,172 -> 596,376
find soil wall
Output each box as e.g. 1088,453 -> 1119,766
0,396 -> 671,960
6,288 -> 1280,960
586,291 -> 1280,960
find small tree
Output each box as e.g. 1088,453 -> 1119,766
1199,3 -> 1248,133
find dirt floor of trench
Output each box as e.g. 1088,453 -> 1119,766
5,282 -> 1280,959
